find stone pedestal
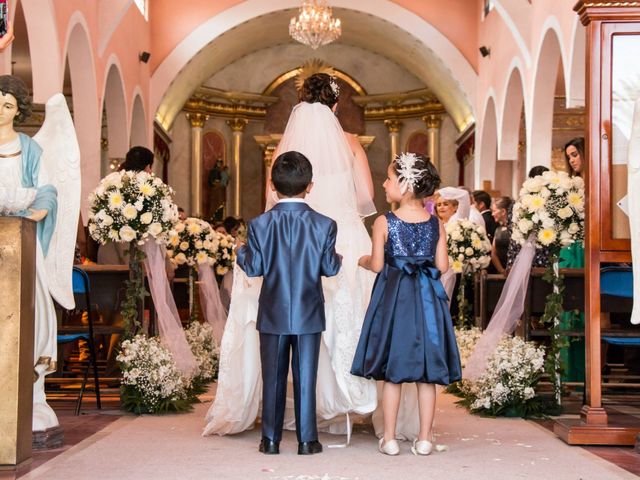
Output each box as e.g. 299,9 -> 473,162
0,217 -> 36,466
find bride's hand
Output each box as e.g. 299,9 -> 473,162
358,255 -> 371,268
27,208 -> 48,222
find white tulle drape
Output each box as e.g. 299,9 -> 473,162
143,241 -> 198,377
463,238 -> 536,380
198,265 -> 228,345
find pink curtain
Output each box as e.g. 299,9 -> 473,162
143,241 -> 198,377
198,265 -> 228,345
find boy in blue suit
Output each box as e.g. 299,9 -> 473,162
236,151 -> 342,455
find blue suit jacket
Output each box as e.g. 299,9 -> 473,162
236,201 -> 342,335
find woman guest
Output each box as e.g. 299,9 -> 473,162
490,196 -> 513,275
434,194 -> 458,225
564,137 -> 584,177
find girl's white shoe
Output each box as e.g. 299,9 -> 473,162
411,439 -> 433,456
378,438 -> 400,456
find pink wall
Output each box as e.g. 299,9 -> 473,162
474,0 -> 584,190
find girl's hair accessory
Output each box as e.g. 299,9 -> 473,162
395,152 -> 424,194
329,77 -> 340,98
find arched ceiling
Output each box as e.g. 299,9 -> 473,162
155,7 -> 475,133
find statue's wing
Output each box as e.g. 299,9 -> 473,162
34,93 -> 81,309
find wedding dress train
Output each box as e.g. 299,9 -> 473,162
204,102 -> 378,436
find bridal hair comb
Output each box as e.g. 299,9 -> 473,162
329,77 -> 340,98
395,152 -> 424,194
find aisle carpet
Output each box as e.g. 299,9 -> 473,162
21,390 -> 635,480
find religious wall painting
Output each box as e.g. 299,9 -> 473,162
154,128 -> 171,184
405,131 -> 429,159
202,130 -> 227,220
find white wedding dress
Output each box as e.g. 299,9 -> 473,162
204,102 -> 378,436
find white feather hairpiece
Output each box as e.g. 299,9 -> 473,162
329,77 -> 340,98
395,152 -> 423,194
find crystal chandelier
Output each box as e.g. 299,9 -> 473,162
289,1 -> 342,50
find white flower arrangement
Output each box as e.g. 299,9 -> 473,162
87,170 -> 178,245
459,335 -> 546,416
213,231 -> 236,276
454,326 -> 483,369
445,219 -> 492,273
511,171 -> 584,252
184,321 -> 219,382
117,335 -> 192,414
166,217 -> 219,268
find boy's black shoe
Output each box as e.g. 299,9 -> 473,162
259,437 -> 279,454
298,440 -> 323,455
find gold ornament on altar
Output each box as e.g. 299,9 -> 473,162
289,1 -> 341,50
294,59 -> 336,91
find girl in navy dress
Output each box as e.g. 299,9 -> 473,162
351,153 -> 461,456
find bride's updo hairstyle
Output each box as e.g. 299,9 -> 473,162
0,75 -> 32,124
393,153 -> 440,199
301,73 -> 339,108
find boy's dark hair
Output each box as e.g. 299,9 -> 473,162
527,165 -> 549,178
472,190 -> 492,210
271,151 -> 313,197
120,146 -> 154,172
392,153 -> 440,199
223,216 -> 241,234
0,75 -> 32,124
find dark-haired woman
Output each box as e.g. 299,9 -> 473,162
490,196 -> 512,275
206,73 -> 379,436
563,137 -> 584,177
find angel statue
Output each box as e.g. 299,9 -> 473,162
0,75 -> 81,432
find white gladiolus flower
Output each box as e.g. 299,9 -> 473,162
140,212 -> 153,224
120,225 -> 137,242
557,206 -> 573,219
148,222 -> 163,237
568,223 -> 580,235
122,204 -> 138,220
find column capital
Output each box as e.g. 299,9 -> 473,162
227,117 -> 249,132
384,119 -> 403,133
186,112 -> 208,128
422,113 -> 442,129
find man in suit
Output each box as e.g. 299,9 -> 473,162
236,151 -> 342,455
472,190 -> 497,241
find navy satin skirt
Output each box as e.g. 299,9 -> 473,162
351,257 -> 462,385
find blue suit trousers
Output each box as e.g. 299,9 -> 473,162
259,332 -> 321,443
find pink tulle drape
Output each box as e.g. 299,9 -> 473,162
143,241 -> 198,377
198,265 -> 228,345
462,237 -> 536,380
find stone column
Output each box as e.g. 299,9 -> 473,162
186,113 -> 208,216
423,113 -> 442,170
254,134 -> 283,211
384,119 -> 403,163
226,118 -> 248,217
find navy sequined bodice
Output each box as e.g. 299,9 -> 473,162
385,212 -> 439,259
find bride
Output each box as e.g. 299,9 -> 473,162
204,73 -> 378,436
